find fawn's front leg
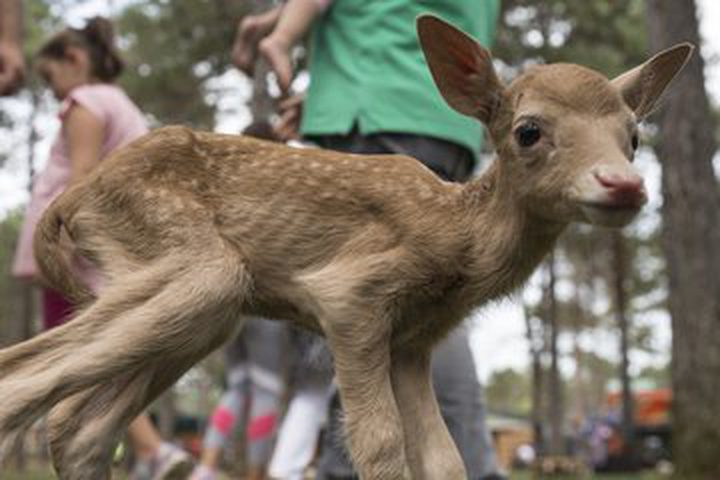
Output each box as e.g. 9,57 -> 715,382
324,310 -> 409,480
391,349 -> 467,480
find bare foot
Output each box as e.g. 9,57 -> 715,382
259,35 -> 293,93
232,6 -> 282,75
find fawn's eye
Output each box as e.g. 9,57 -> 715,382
514,122 -> 542,148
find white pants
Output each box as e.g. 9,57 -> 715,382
268,383 -> 334,480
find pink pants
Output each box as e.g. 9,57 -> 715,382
42,287 -> 74,330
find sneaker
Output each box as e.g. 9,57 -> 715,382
479,474 -> 508,480
189,464 -> 217,480
130,442 -> 194,480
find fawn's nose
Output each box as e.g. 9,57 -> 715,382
593,169 -> 647,208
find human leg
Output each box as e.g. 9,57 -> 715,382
271,329 -> 334,480
192,332 -> 250,480
244,318 -> 288,479
314,392 -> 355,480
270,381 -> 333,480
432,326 -> 502,479
125,413 -> 193,480
192,318 -> 287,480
391,348 -> 467,480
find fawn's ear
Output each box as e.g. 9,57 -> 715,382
417,14 -> 504,124
611,43 -> 694,119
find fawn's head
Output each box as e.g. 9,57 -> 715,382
418,15 -> 693,228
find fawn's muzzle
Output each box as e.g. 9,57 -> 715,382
592,169 -> 647,209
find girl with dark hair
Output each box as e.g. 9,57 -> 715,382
13,17 -> 192,480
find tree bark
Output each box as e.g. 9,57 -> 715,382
523,303 -> 545,457
611,231 -> 635,463
646,1 -> 720,478
545,255 -> 564,456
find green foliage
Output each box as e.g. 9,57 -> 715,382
495,0 -> 647,76
486,367 -> 532,416
115,0 -> 250,128
568,350 -> 617,414
557,226 -> 667,352
510,471 -> 665,480
636,364 -> 670,389
0,209 -> 26,346
23,0 -> 58,59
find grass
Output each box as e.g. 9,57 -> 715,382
510,471 -> 666,480
1,466 -> 129,480
2,468 -> 55,480
2,467 -> 667,480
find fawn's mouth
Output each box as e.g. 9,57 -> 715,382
579,201 -> 642,227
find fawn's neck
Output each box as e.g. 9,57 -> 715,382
460,163 -> 564,305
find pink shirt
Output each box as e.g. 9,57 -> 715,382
13,83 -> 148,279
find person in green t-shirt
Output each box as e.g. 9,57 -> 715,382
233,2 -> 506,479
235,0 -> 498,167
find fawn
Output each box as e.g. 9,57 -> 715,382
0,15 -> 691,480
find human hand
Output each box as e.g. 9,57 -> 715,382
273,94 -> 304,142
231,5 -> 282,76
0,41 -> 24,95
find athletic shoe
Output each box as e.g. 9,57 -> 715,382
130,442 -> 194,480
189,464 -> 218,480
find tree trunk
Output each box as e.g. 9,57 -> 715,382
545,255 -> 564,456
523,303 -> 545,457
611,231 -> 635,463
646,1 -> 720,478
251,61 -> 275,124
570,294 -> 587,425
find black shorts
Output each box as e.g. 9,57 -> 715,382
307,128 -> 476,183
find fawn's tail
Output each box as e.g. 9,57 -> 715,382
33,184 -> 94,305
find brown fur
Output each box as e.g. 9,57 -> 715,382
0,16 -> 692,480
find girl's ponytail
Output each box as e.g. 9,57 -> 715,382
36,16 -> 125,82
81,17 -> 124,81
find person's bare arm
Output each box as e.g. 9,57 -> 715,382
1,0 -> 22,44
231,5 -> 283,75
0,0 -> 25,95
65,105 -> 104,184
258,0 -> 329,92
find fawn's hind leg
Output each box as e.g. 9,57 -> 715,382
46,252 -> 247,480
47,371 -> 154,480
1,247 -> 248,479
0,256 -> 182,441
47,340 -> 232,480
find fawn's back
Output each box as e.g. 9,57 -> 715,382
59,127 -> 471,321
